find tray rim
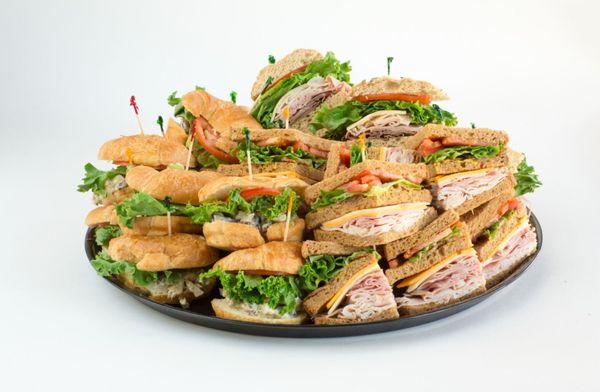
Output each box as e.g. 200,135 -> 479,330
84,212 -> 543,338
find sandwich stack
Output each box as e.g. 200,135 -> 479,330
79,47 -> 542,325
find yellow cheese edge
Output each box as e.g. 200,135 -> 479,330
321,202 -> 429,228
397,248 -> 477,292
326,261 -> 381,313
430,168 -> 494,185
486,216 -> 530,259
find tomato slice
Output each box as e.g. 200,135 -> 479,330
339,146 -> 351,166
192,118 -> 238,164
263,65 -> 309,94
497,198 -> 520,217
353,93 -> 431,105
417,138 -> 444,157
240,187 -> 281,201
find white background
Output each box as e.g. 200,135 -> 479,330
1,0 -> 599,390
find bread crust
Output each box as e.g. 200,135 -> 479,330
404,124 -> 509,151
250,49 -> 323,100
211,299 -> 306,325
383,210 -> 460,260
426,151 -> 508,177
165,118 -> 187,145
203,221 -> 265,251
214,241 -> 303,275
197,175 -> 309,202
108,233 -> 218,271
216,162 -> 322,183
314,207 -> 437,246
301,240 -> 363,259
397,283 -> 486,316
265,218 -> 305,242
314,306 -> 399,325
462,192 -> 515,241
119,216 -> 203,236
98,135 -> 194,168
305,189 -> 433,229
351,76 -> 449,101
182,89 -> 262,134
126,165 -> 222,205
85,205 -> 118,227
304,160 -> 428,205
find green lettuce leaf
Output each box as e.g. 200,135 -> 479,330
481,210 -> 515,240
249,187 -> 300,221
91,250 -> 169,286
114,192 -> 186,228
77,163 -> 127,196
310,100 -> 457,140
184,188 -> 252,224
423,144 -> 503,164
514,158 -> 542,196
311,188 -> 354,211
407,224 -> 462,263
234,140 -> 325,169
250,52 -> 351,128
349,143 -> 364,166
198,268 -> 301,315
95,225 -> 121,248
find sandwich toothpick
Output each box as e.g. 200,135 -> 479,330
244,127 -> 253,181
282,105 -> 290,129
165,196 -> 172,237
157,116 -> 164,136
358,134 -> 367,162
386,57 -> 394,76
129,95 -> 144,135
283,192 -> 294,242
126,147 -> 134,165
185,126 -> 196,171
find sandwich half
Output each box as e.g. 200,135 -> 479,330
462,191 -> 517,241
304,160 -> 436,246
91,233 -> 219,307
250,49 -> 351,130
216,127 -> 337,183
404,124 -> 509,177
310,76 -> 456,140
302,253 -> 399,324
473,204 -> 537,287
395,247 -> 486,316
200,242 -> 307,324
186,175 -> 309,251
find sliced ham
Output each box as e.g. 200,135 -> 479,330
329,270 -> 396,321
321,205 -> 429,237
482,223 -> 537,280
432,169 -> 507,210
396,251 -> 485,307
272,76 -> 347,125
345,110 -> 419,139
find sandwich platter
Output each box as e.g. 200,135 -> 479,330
84,213 -> 541,338
79,49 -> 544,336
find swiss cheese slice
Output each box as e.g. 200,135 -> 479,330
397,248 -> 477,292
321,203 -> 428,229
326,260 -> 381,314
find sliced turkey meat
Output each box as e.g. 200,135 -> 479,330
481,221 -> 537,281
431,169 -> 507,210
385,147 -> 415,164
329,270 -> 396,321
396,250 -> 485,308
345,110 -> 420,139
272,76 -> 346,125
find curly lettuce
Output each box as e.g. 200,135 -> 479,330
234,139 -> 326,169
77,163 -> 128,197
310,100 -> 457,140
115,192 -> 186,228
514,158 -> 542,196
423,144 -> 503,164
95,225 -> 121,248
91,250 -> 182,286
250,52 -> 351,128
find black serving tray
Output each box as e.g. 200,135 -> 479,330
84,213 -> 542,338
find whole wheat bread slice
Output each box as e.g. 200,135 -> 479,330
403,124 -> 509,150
301,240 -> 364,259
474,205 -> 528,261
461,191 -> 515,241
314,207 -> 437,247
426,151 -> 508,177
217,162 -> 323,183
397,283 -> 486,316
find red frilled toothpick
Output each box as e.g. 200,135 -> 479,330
129,95 -> 145,135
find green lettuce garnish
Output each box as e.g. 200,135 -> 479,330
407,225 -> 461,263
234,139 -> 325,169
514,158 -> 542,196
91,250 -> 183,286
310,100 -> 457,140
95,225 -> 121,248
198,268 -> 302,315
423,144 -> 503,164
311,188 -> 354,211
77,163 -> 127,197
115,192 -> 186,228
250,52 -> 351,128
481,210 -> 515,240
349,143 -> 364,166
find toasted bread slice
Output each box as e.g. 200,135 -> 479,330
211,298 -> 306,325
351,76 -> 449,101
314,207 -> 437,247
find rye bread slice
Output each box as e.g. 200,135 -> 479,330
314,207 -> 437,247
397,283 -> 486,316
305,188 -> 432,229
302,254 -> 378,317
383,209 -> 460,260
301,240 -> 363,259
385,224 -> 472,284
314,306 -> 399,325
